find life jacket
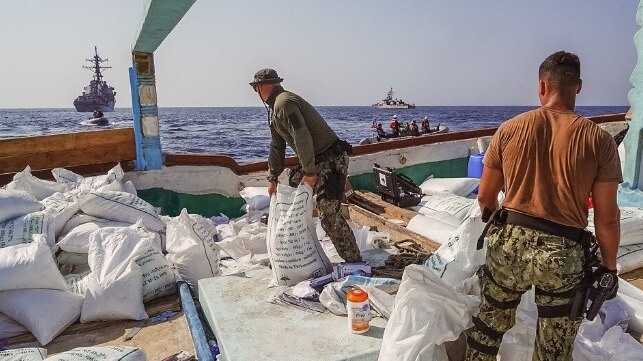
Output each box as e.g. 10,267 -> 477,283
390,120 -> 399,129
421,119 -> 429,128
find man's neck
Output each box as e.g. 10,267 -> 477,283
542,93 -> 576,112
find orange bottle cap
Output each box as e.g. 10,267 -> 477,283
347,288 -> 368,303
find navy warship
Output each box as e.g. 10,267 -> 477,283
73,46 -> 116,112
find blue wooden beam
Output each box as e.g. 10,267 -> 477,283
133,0 -> 197,53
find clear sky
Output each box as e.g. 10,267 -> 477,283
0,1 -> 638,108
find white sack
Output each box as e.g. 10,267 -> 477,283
81,226 -> 150,322
134,239 -> 176,302
41,192 -> 80,237
60,214 -> 108,236
425,205 -> 487,287
0,234 -> 67,292
406,213 -> 459,245
56,251 -> 89,267
419,176 -> 480,197
165,209 -> 220,292
44,346 -> 145,361
0,348 -> 47,361
57,221 -> 130,254
0,311 -> 29,339
616,243 -> 643,274
0,212 -> 55,249
266,184 -> 332,286
0,289 -> 83,346
239,186 -> 270,211
0,189 -> 43,223
52,164 -> 124,192
5,166 -> 68,200
218,222 -> 268,260
616,278 -> 643,334
79,190 -> 165,232
379,265 -> 480,361
573,325 -> 643,361
64,270 -> 91,295
413,191 -> 476,221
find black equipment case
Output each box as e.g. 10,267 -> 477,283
373,164 -> 423,207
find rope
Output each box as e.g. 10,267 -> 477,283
372,239 -> 431,280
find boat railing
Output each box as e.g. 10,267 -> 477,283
0,128 -> 136,186
0,113 -> 627,186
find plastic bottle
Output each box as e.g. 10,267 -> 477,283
347,287 -> 371,334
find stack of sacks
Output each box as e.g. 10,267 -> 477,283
409,190 -> 477,245
0,165 -> 176,346
587,207 -> 643,274
0,345 -> 145,361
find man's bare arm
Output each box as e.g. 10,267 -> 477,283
591,181 -> 620,270
477,165 -> 504,212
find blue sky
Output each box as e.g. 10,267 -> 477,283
0,1 -> 638,108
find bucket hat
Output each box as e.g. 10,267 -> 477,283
249,68 -> 284,86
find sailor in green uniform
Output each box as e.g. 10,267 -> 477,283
250,68 -> 362,263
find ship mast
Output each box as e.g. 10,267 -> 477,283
83,46 -> 111,89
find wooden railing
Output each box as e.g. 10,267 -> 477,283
0,128 -> 136,185
0,112 -> 627,185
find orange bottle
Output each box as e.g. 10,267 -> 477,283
347,288 -> 371,334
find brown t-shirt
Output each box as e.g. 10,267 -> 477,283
484,106 -> 622,228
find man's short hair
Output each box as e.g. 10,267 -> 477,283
539,51 -> 581,88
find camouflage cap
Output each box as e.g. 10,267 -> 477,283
249,68 -> 284,86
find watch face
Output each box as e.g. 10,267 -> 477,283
599,273 -> 614,288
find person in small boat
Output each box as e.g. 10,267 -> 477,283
93,109 -> 104,119
389,115 -> 401,137
409,120 -> 419,135
375,123 -> 388,138
466,51 -> 621,361
249,68 -> 362,263
421,116 -> 431,133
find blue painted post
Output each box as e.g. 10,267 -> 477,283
178,281 -> 215,361
129,51 -> 163,170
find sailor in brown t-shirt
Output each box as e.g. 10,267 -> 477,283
465,51 -> 622,361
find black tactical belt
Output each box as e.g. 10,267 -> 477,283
505,211 -> 586,243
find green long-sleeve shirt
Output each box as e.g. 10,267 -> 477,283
266,86 -> 338,181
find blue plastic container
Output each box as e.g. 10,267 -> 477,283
468,152 -> 485,194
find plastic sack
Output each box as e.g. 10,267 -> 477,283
0,211 -> 55,249
378,265 -> 480,361
165,209 -> 220,292
0,289 -> 83,346
0,311 -> 29,339
0,189 -> 43,223
44,346 -> 145,361
239,186 -> 270,211
266,184 -> 332,286
406,213 -> 459,245
418,176 -> 480,197
5,166 -> 68,200
0,234 -> 67,292
57,220 -> 131,254
424,205 -> 487,287
52,163 -> 124,192
0,348 -> 47,361
413,191 -> 476,221
79,190 -> 165,232
81,226 -> 153,322
41,192 -> 80,237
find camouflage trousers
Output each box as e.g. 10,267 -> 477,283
465,224 -> 584,361
289,152 -> 362,263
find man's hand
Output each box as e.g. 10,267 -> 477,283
301,175 -> 318,189
268,180 -> 278,197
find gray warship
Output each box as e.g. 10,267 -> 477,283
73,46 -> 116,112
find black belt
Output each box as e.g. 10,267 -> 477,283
505,210 -> 586,243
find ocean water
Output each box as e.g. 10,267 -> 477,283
0,106 -> 628,164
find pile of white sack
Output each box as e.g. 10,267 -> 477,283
379,175 -> 643,361
0,165 -> 203,349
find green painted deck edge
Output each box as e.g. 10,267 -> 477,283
137,157 -> 470,217
137,188 -> 245,218
349,156 -> 470,192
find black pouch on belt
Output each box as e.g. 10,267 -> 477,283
317,165 -> 346,201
